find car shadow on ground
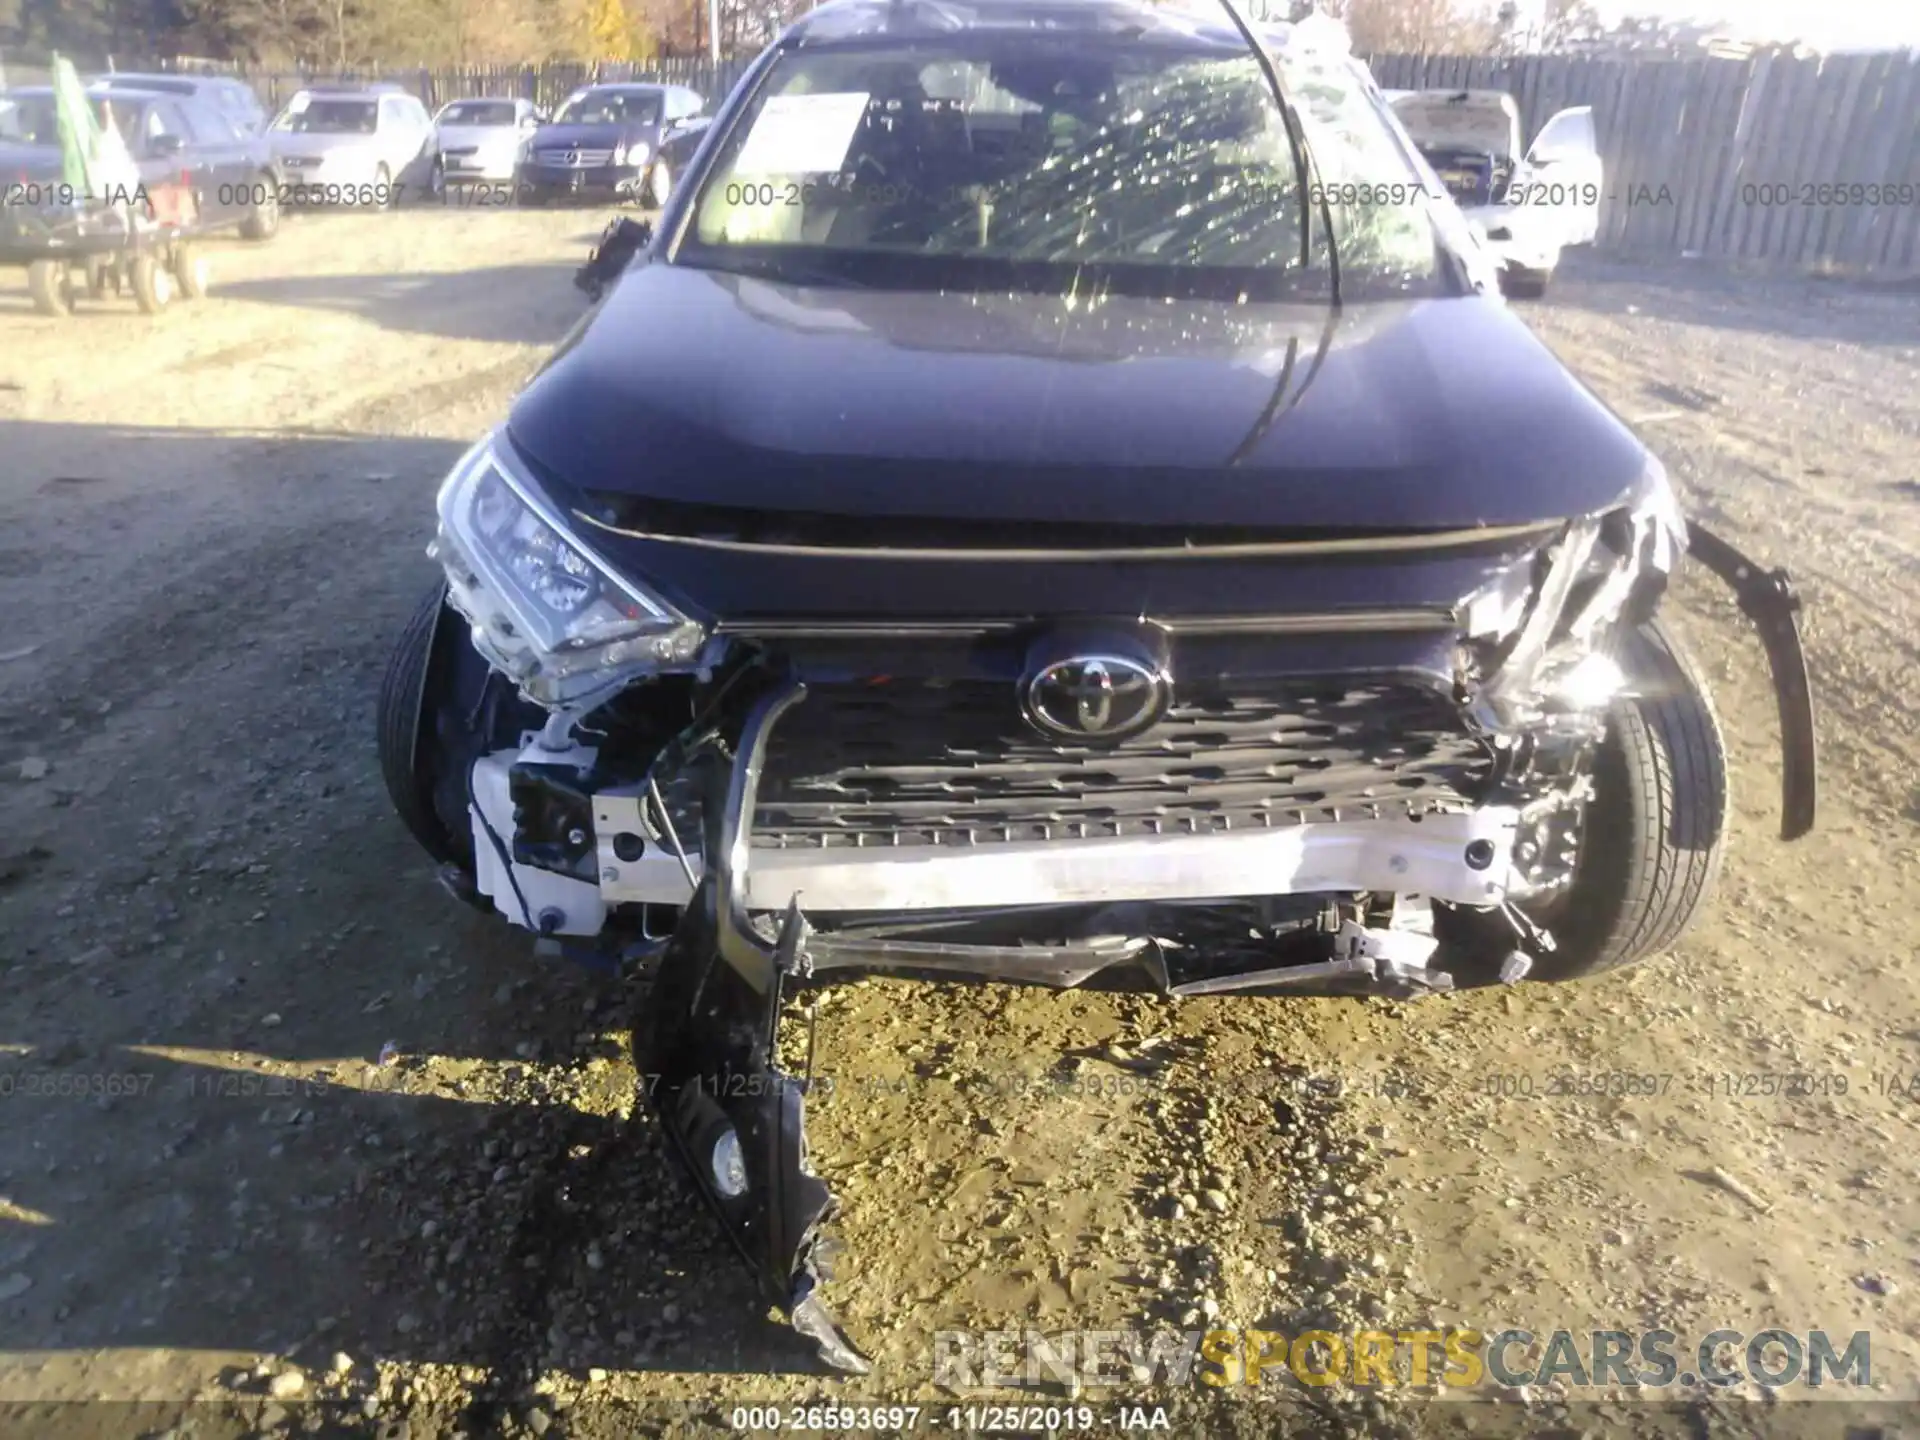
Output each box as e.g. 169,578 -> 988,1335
0,420 -> 839,1412
1544,250 -> 1920,346
213,263 -> 587,344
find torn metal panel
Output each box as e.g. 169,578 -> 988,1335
1686,522 -> 1817,840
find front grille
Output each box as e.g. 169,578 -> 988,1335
735,679 -> 1495,849
535,146 -> 613,167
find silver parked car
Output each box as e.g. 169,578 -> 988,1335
268,84 -> 434,204
430,95 -> 543,190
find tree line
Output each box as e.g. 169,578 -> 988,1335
0,0 -> 1737,72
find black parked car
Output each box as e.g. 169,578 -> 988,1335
516,82 -> 703,206
378,0 -> 1815,1372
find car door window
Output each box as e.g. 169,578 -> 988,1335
190,100 -> 242,143
147,100 -> 195,151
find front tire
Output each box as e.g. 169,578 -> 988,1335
644,160 -> 671,208
377,579 -> 545,872
173,242 -> 210,299
130,254 -> 174,314
239,171 -> 280,240
1526,617 -> 1728,979
27,259 -> 74,317
379,580 -> 464,865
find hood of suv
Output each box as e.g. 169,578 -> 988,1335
509,262 -> 1647,535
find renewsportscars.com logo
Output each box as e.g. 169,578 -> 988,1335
932,1328 -> 1872,1393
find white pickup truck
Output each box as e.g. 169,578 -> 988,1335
1384,88 -> 1602,298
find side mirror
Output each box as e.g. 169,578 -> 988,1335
149,132 -> 184,158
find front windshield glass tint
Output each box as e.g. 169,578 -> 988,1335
276,99 -> 378,133
681,38 -> 1440,294
556,90 -> 662,125
441,100 -> 518,126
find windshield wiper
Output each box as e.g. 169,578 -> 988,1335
1210,0 -> 1342,309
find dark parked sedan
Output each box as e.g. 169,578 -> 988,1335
516,82 -> 703,206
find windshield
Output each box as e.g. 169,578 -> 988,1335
555,89 -> 662,126
275,98 -> 378,134
439,100 -> 518,126
676,37 -> 1443,298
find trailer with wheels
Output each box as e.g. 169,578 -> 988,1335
9,180 -> 212,318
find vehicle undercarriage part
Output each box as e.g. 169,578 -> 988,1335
1684,522 -> 1816,840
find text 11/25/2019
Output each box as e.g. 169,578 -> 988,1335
728,1404 -> 1173,1432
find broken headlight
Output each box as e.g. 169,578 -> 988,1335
1465,458 -> 1684,721
430,430 -> 706,708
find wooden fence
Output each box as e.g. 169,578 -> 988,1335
1369,50 -> 1920,276
17,48 -> 1920,274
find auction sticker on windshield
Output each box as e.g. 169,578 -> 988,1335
732,91 -> 871,175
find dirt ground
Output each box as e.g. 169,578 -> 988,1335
0,211 -> 1915,1440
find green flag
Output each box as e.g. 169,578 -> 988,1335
51,54 -> 101,192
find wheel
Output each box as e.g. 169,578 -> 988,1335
172,242 -> 210,299
377,579 -> 545,872
239,170 -> 279,240
1500,265 -> 1552,299
374,163 -> 396,208
129,254 -> 174,314
644,160 -> 672,208
26,259 -> 74,317
379,580 -> 465,865
428,155 -> 446,199
1448,617 -> 1728,982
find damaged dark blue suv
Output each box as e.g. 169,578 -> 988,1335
377,0 -> 1816,1370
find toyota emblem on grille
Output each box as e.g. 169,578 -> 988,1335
1023,656 -> 1168,741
